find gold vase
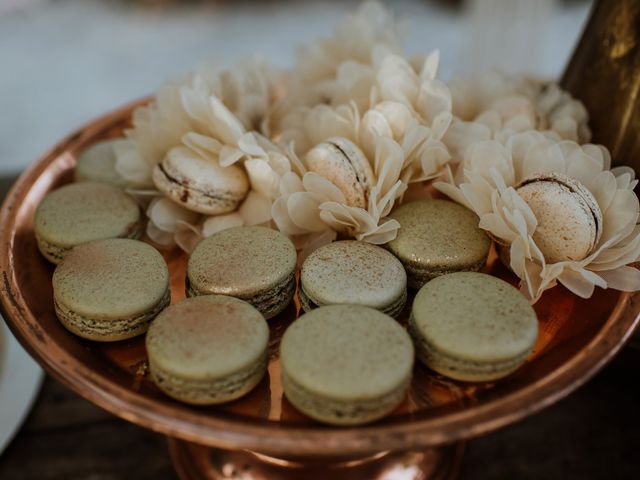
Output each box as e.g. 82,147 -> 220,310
561,0 -> 640,170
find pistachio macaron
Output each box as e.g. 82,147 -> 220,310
35,182 -> 143,264
299,240 -> 407,317
52,238 -> 170,341
280,305 -> 414,426
409,272 -> 538,382
152,145 -> 249,215
146,295 -> 269,405
516,172 -> 602,263
386,199 -> 491,288
74,139 -> 127,187
305,137 -> 375,209
187,226 -> 297,319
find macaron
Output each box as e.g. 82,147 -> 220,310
409,272 -> 538,382
52,238 -> 170,342
187,226 -> 297,319
146,295 -> 269,405
386,199 -> 491,288
516,172 -> 602,263
35,182 -> 143,264
152,145 -> 249,215
299,240 -> 407,318
280,305 -> 414,426
74,139 -> 127,187
305,137 -> 375,209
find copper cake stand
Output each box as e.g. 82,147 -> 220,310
1,100 -> 639,480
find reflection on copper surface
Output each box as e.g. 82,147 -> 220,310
168,439 -> 464,480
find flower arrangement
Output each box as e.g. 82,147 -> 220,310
114,1 -> 640,301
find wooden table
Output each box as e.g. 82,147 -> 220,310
1,175 -> 639,479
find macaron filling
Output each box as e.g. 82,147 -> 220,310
150,352 -> 268,405
282,369 -> 409,425
298,282 -> 407,318
54,287 -> 170,341
403,257 -> 487,288
186,272 -> 296,319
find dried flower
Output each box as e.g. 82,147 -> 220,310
444,72 -> 591,165
435,132 -> 640,302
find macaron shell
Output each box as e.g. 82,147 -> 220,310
153,146 -> 248,215
305,138 -> 375,209
386,199 -> 491,287
74,139 -> 127,187
35,182 -> 142,255
300,240 -> 407,314
187,226 -> 297,317
53,239 -> 169,321
516,173 -> 602,263
146,296 -> 269,380
281,305 -> 414,402
411,272 -> 538,381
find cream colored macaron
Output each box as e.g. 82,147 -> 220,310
35,182 -> 143,264
409,272 -> 538,382
74,139 -> 127,187
146,295 -> 269,405
152,145 -> 249,215
386,199 -> 491,288
52,239 -> 170,341
280,305 -> 414,426
187,226 -> 297,319
299,240 -> 407,318
516,172 -> 602,263
305,137 -> 375,209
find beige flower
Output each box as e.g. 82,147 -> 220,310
115,56 -> 285,186
114,57 -> 293,250
444,72 -> 591,165
280,51 -> 453,185
272,135 -> 406,259
290,1 -> 403,110
435,132 -> 640,302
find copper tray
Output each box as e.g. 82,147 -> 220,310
1,100 -> 639,478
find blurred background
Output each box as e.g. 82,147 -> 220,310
0,0 -> 592,176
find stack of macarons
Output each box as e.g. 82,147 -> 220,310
35,143 -> 542,422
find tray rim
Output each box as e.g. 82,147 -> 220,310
1,99 -> 639,456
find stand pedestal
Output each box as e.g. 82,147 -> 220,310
168,438 -> 464,480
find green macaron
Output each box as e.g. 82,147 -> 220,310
186,226 -> 297,319
386,199 -> 491,288
280,305 -> 414,426
35,182 -> 143,264
52,238 -> 170,342
299,240 -> 407,318
409,272 -> 538,382
146,295 -> 269,405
